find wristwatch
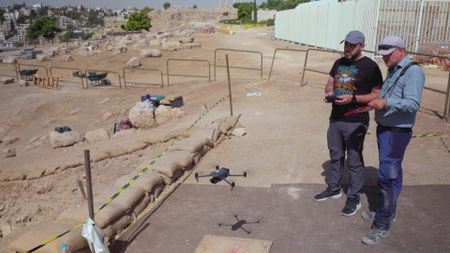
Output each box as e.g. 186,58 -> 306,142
352,94 -> 357,103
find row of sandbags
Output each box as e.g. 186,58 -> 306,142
8,116 -> 240,253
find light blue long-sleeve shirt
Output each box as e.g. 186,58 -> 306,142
375,56 -> 425,128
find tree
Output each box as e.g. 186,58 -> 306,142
0,9 -> 5,25
124,9 -> 152,31
236,3 -> 254,22
27,16 -> 61,42
259,0 -> 309,11
86,9 -> 104,27
141,6 -> 153,14
193,5 -> 198,9
163,2 -> 171,10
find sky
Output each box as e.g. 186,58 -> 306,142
0,0 -> 266,9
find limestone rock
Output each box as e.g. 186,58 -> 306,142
134,40 -> 149,49
18,80 -> 30,86
47,48 -> 57,57
58,47 -> 71,55
181,43 -> 201,49
0,77 -> 15,85
149,39 -> 161,47
3,148 -> 16,158
49,131 -> 83,148
179,37 -> 194,43
36,54 -> 49,62
128,103 -> 156,129
2,56 -> 17,64
102,112 -> 112,120
112,46 -> 128,55
61,54 -> 74,62
126,57 -> 141,68
85,128 -> 109,144
162,41 -> 180,51
140,49 -> 161,58
155,105 -> 186,125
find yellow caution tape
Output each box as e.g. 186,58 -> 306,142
412,133 -> 440,138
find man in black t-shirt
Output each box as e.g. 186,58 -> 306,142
314,31 -> 383,217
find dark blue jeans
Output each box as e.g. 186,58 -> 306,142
373,125 -> 412,231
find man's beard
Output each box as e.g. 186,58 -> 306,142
344,51 -> 361,60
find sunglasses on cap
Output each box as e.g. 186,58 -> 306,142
378,44 -> 397,50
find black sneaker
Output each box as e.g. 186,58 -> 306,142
314,188 -> 342,201
342,198 -> 361,216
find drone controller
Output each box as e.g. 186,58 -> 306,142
325,95 -> 340,102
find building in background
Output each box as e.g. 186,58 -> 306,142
57,16 -> 76,29
16,23 -> 30,43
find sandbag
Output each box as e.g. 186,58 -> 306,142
102,215 -> 131,238
92,150 -> 111,162
57,190 -> 116,223
106,145 -> 129,157
95,203 -> 128,228
217,116 -> 239,134
190,128 -> 214,142
130,193 -> 152,217
160,151 -> 194,168
134,171 -> 165,194
152,158 -> 184,184
111,186 -> 144,211
8,221 -> 87,253
127,141 -> 149,153
26,167 -> 47,180
170,138 -> 205,153
0,170 -> 26,181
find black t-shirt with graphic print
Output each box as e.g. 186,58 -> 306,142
329,56 -> 383,123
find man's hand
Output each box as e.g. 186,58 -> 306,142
324,91 -> 334,103
334,95 -> 352,105
368,98 -> 387,110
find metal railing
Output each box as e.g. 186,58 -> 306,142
166,58 -> 211,86
122,67 -> 164,88
268,48 -> 307,81
214,48 -> 263,81
49,66 -> 85,88
84,69 -> 122,89
300,47 -> 450,120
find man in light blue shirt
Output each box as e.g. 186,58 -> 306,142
362,36 -> 425,245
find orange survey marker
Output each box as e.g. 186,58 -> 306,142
33,75 -> 59,89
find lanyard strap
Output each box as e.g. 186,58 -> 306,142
382,62 -> 419,99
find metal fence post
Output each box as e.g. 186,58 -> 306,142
414,0 -> 425,53
226,54 -> 233,117
445,71 -> 450,122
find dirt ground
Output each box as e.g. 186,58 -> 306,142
1,25 -> 450,252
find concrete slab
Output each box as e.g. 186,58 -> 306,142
194,235 -> 272,253
112,184 -> 450,253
